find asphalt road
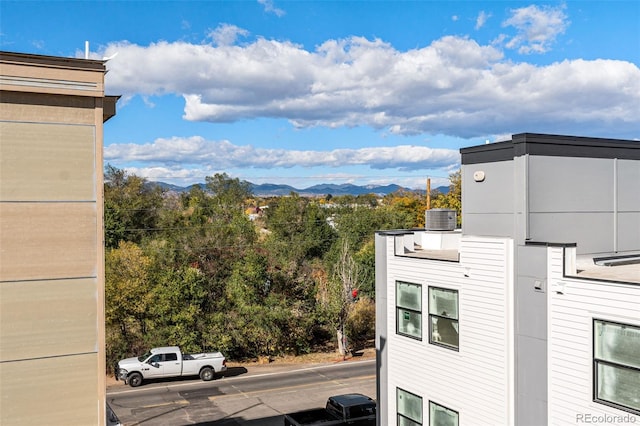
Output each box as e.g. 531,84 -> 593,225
107,359 -> 376,426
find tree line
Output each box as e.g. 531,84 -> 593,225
104,165 -> 461,368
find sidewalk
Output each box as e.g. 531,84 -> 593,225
226,347 -> 376,377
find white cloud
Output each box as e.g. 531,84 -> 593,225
501,4 -> 569,54
104,136 -> 461,172
475,11 -> 491,30
258,0 -> 285,17
124,166 -> 204,183
207,24 -> 249,46
102,30 -> 640,139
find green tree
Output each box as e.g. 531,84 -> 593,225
105,241 -> 154,365
103,167 -> 464,365
265,194 -> 335,264
104,165 -> 164,248
326,204 -> 413,299
263,194 -> 335,306
160,175 -> 258,309
147,265 -> 209,353
385,190 -> 428,228
205,173 -> 252,220
260,195 -> 338,355
432,170 -> 462,226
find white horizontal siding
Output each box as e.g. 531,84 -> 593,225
547,246 -> 640,425
384,235 -> 514,426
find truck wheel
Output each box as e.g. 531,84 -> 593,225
128,372 -> 143,387
200,367 -> 214,381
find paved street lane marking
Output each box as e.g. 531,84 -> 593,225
230,383 -> 251,399
140,399 -> 190,409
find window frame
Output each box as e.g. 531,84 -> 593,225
397,387 -> 423,426
428,401 -> 459,426
396,280 -> 423,341
592,318 -> 640,415
428,286 -> 459,351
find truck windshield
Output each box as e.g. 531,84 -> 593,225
137,351 -> 152,362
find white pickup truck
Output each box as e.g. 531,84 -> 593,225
115,346 -> 227,387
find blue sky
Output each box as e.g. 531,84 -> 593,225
2,1 -> 639,189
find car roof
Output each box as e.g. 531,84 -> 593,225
151,346 -> 180,353
329,394 -> 375,407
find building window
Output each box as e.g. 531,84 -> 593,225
429,401 -> 458,426
396,281 -> 422,340
594,319 -> 640,414
397,388 -> 422,425
429,287 -> 459,350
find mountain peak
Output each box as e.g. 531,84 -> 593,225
148,181 -> 449,196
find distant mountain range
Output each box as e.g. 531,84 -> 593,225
150,181 -> 449,197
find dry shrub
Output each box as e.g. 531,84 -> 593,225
346,297 -> 376,350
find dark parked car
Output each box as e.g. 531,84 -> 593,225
284,393 -> 376,425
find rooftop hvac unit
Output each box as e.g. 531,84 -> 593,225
425,209 -> 457,231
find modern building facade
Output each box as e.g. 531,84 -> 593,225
0,51 -> 117,424
375,134 -> 640,425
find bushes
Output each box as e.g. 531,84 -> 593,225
346,298 -> 376,350
104,168 -> 446,367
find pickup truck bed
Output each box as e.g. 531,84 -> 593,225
181,352 -> 224,375
284,408 -> 341,425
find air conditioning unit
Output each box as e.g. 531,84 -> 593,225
425,209 -> 457,231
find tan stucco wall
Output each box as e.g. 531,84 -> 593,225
0,122 -> 96,200
0,353 -> 100,425
0,51 -> 108,425
0,278 -> 98,361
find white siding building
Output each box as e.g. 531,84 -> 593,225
380,233 -> 515,425
375,134 -> 640,426
547,246 -> 640,425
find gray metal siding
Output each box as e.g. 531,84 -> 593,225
514,245 -> 548,426
529,212 -> 615,254
528,156 -> 613,213
618,212 -> 640,252
462,161 -> 516,238
617,159 -> 640,211
462,162 -> 515,215
462,153 -> 639,255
